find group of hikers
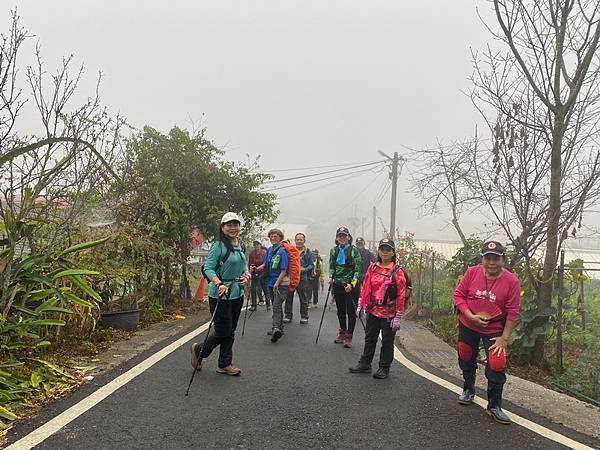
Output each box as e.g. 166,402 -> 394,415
190,212 -> 521,425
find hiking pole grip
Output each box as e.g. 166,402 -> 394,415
315,284 -> 332,344
185,292 -> 225,396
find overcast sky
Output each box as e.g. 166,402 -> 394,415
5,1 -> 523,247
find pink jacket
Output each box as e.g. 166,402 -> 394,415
359,262 -> 406,319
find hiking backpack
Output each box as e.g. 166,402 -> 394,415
201,241 -> 246,282
332,245 -> 357,270
281,240 -> 301,292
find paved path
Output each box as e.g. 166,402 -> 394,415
5,304 -> 598,449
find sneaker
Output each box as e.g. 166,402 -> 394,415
349,364 -> 372,374
249,306 -> 257,312
458,388 -> 475,405
343,334 -> 353,348
283,317 -> 292,323
486,406 -> 511,424
258,300 -> 265,306
373,367 -> 390,379
313,304 -> 319,309
190,343 -> 202,370
216,365 -> 241,376
271,328 -> 283,343
334,330 -> 345,344
300,318 -> 308,324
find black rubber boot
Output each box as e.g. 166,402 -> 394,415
458,387 -> 475,405
486,383 -> 511,424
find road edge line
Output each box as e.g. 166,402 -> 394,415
393,346 -> 594,450
6,320 -> 211,450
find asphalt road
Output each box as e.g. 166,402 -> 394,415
5,302 -> 591,449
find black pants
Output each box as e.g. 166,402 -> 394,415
359,313 -> 396,369
333,284 -> 357,335
458,322 -> 506,406
250,274 -> 264,307
198,297 -> 243,368
308,277 -> 320,305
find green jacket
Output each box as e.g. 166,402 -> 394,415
329,245 -> 361,287
204,241 -> 247,299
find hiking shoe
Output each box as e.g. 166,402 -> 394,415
258,300 -> 265,306
313,304 -> 319,308
349,364 -> 372,374
458,388 -> 475,405
373,367 -> 390,379
486,406 -> 511,424
267,329 -> 274,336
216,365 -> 241,376
266,306 -> 271,311
271,328 -> 283,343
249,306 -> 257,312
334,330 -> 345,344
283,317 -> 292,323
190,343 -> 202,370
343,334 -> 353,348
300,318 -> 308,324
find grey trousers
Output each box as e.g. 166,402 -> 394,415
271,287 -> 287,330
284,278 -> 309,320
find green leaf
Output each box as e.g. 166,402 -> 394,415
69,275 -> 102,302
64,292 -> 95,309
52,269 -> 100,279
11,305 -> 38,316
34,298 -> 58,313
30,372 -> 42,388
28,289 -> 57,302
59,237 -> 109,257
28,319 -> 66,327
35,341 -> 52,348
0,406 -> 17,421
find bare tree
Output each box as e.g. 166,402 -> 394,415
471,0 -> 600,363
410,140 -> 482,245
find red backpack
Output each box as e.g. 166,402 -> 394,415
281,240 -> 301,292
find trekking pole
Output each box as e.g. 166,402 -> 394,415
315,284 -> 333,344
350,296 -> 367,332
185,292 -> 225,396
241,291 -> 252,337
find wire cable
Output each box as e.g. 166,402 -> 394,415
261,160 -> 386,173
276,169 -> 376,200
264,160 -> 385,184
261,164 -> 385,192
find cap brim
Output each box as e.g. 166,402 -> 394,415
482,250 -> 504,256
379,245 -> 395,250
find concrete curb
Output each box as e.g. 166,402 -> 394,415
397,320 -> 600,440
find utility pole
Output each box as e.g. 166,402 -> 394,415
378,150 -> 401,239
372,206 -> 376,251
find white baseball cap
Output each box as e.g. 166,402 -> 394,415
221,212 -> 242,224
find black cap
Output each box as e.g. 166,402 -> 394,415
356,237 -> 365,244
481,241 -> 505,256
378,238 -> 395,250
336,226 -> 350,236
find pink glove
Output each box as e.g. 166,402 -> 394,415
390,313 -> 402,332
356,304 -> 365,320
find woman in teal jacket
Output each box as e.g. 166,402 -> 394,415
190,212 -> 250,376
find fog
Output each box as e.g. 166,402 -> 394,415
6,1 -> 600,252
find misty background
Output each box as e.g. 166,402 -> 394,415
6,1 -> 598,252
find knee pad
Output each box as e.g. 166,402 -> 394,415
457,341 -> 473,362
488,351 -> 506,372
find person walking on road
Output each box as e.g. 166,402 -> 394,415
356,237 -> 376,285
453,241 -> 521,425
248,240 -> 268,311
350,238 -> 406,379
329,226 -> 361,348
190,212 -> 250,376
284,233 -> 313,324
308,249 -> 324,308
256,228 -> 289,343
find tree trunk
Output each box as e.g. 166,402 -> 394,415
451,213 -> 468,246
533,114 -> 565,364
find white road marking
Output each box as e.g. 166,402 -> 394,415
6,317 -> 594,450
6,320 -> 212,450
393,347 -> 595,450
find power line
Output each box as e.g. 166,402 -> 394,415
277,168 -> 377,200
261,160 -> 385,173
261,164 -> 385,192
264,160 -> 385,184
